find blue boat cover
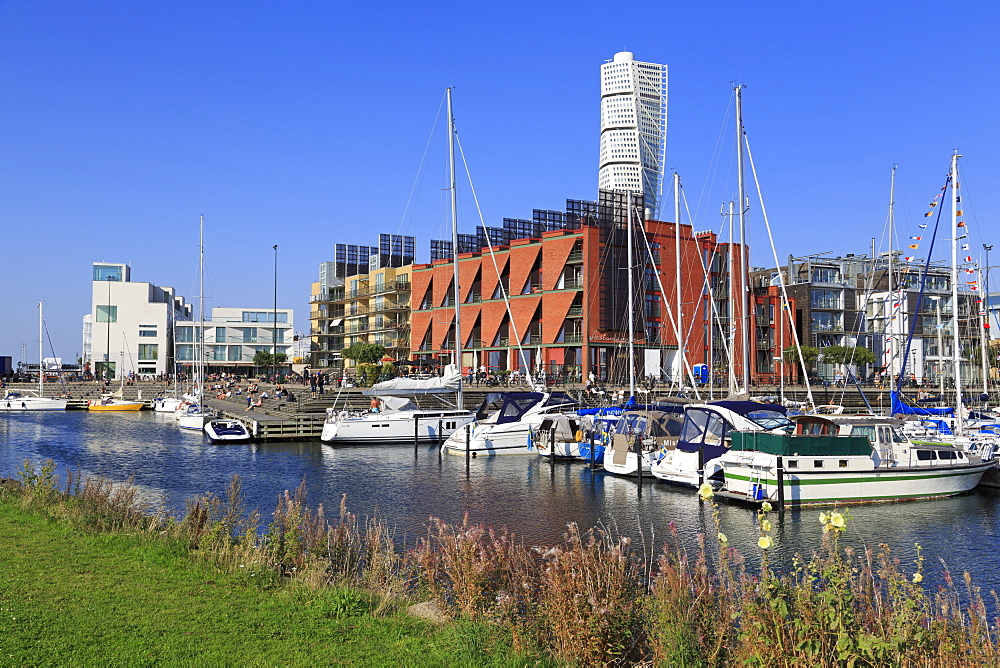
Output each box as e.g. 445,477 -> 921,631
890,390 -> 954,417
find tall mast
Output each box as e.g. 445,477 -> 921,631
198,214 -> 205,398
979,263 -> 990,405
949,152 -> 964,435
735,85 -> 750,393
727,200 -> 737,395
447,87 -> 463,407
38,301 -> 44,397
627,192 -> 636,398
673,172 -> 683,385
887,166 -> 898,377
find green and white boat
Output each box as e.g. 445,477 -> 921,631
717,414 -> 995,506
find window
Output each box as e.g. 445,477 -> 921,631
216,327 -> 226,342
96,305 -> 117,323
138,344 -> 158,360
228,346 -> 242,362
241,312 -> 287,323
811,289 -> 841,310
176,326 -> 194,342
813,460 -> 824,468
243,328 -> 257,343
811,267 -> 841,283
812,312 -> 842,332
176,345 -> 194,361
93,265 -> 123,281
138,329 -> 157,337
273,329 -> 284,344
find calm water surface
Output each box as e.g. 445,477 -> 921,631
3,411 -> 999,592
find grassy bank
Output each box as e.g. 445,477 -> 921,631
4,461 -> 1000,665
0,473 -> 536,666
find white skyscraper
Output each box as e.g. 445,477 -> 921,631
599,52 -> 668,217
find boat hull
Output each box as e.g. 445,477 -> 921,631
721,456 -> 995,505
322,411 -> 474,445
205,420 -> 250,443
87,401 -> 144,411
1,397 -> 68,411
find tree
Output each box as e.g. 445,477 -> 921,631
341,342 -> 386,365
783,345 -> 821,372
252,350 -> 274,368
819,345 -> 876,367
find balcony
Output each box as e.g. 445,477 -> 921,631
345,325 -> 369,334
563,278 -> 584,290
372,280 -> 411,294
562,333 -> 583,344
566,249 -> 583,263
567,305 -> 583,317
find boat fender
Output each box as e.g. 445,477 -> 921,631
575,430 -> 584,443
337,410 -> 348,421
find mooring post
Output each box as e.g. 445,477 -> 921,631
589,430 -> 596,471
635,435 -> 643,493
465,422 -> 471,461
413,416 -> 419,455
698,447 -> 705,488
550,426 -> 556,475
776,455 -> 785,509
438,418 -> 443,448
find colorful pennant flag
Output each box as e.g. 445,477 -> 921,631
918,224 -> 928,228
910,236 -> 923,241
903,256 -> 915,261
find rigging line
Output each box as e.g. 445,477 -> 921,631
895,172 -> 950,394
638,224 -> 702,400
682,190 -> 737,389
690,92 -> 736,229
681,188 -> 734,374
454,133 -> 534,387
397,92 -> 448,235
743,133 -> 816,407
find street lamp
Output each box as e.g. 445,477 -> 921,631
273,244 -> 278,383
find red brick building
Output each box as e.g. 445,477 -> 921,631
409,192 -> 776,386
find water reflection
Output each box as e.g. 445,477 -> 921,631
1,411 -> 998,592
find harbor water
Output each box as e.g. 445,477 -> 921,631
3,410 -> 1000,593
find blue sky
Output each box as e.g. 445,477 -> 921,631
1,1 -> 998,362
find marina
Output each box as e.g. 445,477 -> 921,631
3,406 -> 1000,595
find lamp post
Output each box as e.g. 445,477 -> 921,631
105,275 -> 113,380
273,244 -> 278,384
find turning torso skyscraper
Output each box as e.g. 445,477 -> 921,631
598,51 -> 668,218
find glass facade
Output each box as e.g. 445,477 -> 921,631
242,311 -> 288,323
93,265 -> 124,282
138,344 -> 158,360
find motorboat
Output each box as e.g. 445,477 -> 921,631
716,413 -> 995,506
153,394 -> 184,413
204,418 -> 251,443
603,405 -> 687,477
648,400 -> 791,487
321,366 -> 475,445
441,391 -> 578,456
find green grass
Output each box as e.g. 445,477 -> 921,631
0,499 -> 541,666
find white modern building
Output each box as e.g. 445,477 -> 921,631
598,51 -> 668,218
176,307 -> 294,374
87,262 -> 191,379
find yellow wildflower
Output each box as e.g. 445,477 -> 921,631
761,501 -> 772,512
761,519 -> 772,532
912,572 -> 923,584
819,512 -> 829,524
718,532 -> 728,544
698,483 -> 714,500
758,536 -> 772,549
830,512 -> 846,528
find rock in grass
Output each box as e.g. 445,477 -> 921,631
406,600 -> 448,625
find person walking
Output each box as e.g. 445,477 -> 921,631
317,371 -> 325,395
309,372 -> 317,397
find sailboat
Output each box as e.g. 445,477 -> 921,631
178,215 -> 213,431
88,333 -> 145,411
153,313 -> 183,412
2,302 -> 68,411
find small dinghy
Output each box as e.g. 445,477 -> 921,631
204,418 -> 251,443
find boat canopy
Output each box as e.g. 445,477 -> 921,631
731,431 -> 872,457
890,391 -> 954,417
363,365 -> 462,396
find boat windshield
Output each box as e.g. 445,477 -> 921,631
496,395 -> 543,424
745,409 -> 794,430
679,408 -> 729,446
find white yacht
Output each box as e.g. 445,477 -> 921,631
441,391 -> 578,456
321,366 -> 475,445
